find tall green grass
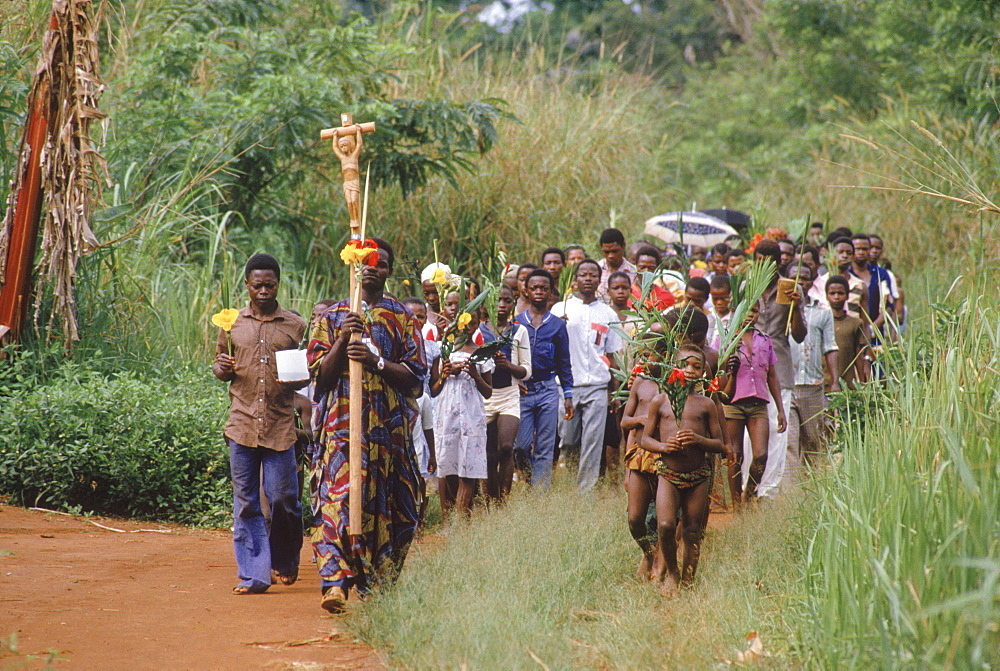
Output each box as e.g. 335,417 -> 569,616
351,481 -> 802,668
797,280 -> 1000,667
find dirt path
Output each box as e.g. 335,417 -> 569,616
0,505 -> 382,669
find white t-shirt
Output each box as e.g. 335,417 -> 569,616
551,295 -> 623,387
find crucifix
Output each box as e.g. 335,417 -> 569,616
321,112 -> 376,535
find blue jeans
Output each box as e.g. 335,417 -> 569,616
229,440 -> 302,590
513,379 -> 561,490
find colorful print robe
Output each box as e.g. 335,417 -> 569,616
307,296 -> 426,593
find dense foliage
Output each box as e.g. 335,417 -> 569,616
0,350 -> 230,525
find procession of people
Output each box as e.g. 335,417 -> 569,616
212,220 -> 903,609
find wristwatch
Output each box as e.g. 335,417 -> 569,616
376,356 -> 385,371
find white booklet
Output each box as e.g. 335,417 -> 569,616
275,348 -> 309,382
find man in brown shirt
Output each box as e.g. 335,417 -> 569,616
213,253 -> 307,594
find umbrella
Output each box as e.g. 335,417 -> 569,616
642,211 -> 739,248
700,208 -> 751,231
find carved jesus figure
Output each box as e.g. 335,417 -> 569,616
332,129 -> 363,231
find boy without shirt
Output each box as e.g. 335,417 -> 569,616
640,346 -> 727,597
621,325 -> 668,581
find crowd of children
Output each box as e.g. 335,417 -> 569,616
305,222 -> 900,599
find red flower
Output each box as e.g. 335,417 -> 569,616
668,368 -> 686,386
745,233 -> 763,255
707,377 -> 720,393
631,364 -> 644,376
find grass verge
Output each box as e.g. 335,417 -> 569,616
351,479 -> 803,668
796,285 -> 1000,667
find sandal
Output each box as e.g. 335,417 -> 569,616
273,570 -> 298,586
320,586 -> 347,613
233,583 -> 269,595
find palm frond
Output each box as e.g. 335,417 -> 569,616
717,258 -> 776,364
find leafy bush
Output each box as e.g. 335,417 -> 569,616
0,362 -> 232,526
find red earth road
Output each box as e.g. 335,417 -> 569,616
0,505 -> 382,669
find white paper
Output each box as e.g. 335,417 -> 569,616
275,348 -> 309,382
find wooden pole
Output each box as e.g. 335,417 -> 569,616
322,112 -> 376,536
348,267 -> 363,535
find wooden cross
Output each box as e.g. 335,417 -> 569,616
320,112 -> 375,535
321,113 -> 376,236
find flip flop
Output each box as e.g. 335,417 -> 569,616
232,583 -> 269,595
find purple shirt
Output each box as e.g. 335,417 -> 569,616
731,330 -> 777,404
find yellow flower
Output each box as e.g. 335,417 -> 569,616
432,268 -> 448,284
457,312 -> 472,330
340,244 -> 376,266
211,308 -> 240,332
402,279 -> 411,286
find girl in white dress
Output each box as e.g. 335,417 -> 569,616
431,310 -> 494,519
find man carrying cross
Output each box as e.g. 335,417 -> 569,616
307,237 -> 426,612
307,115 -> 426,612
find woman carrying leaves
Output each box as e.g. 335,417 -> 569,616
307,238 -> 427,613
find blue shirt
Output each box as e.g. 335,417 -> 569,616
515,310 -> 574,396
850,263 -> 894,322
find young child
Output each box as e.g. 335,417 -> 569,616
480,285 -> 531,502
705,243 -> 729,283
621,327 -> 668,581
708,275 -> 732,350
608,271 -> 632,323
683,277 -> 711,312
719,301 -> 786,505
726,249 -> 748,274
420,262 -> 451,341
640,345 -> 726,597
430,310 -> 494,519
402,297 -> 439,526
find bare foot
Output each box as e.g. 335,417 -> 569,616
658,573 -> 680,598
636,554 -> 653,581
651,549 -> 665,578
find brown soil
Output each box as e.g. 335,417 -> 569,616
0,505 -> 382,670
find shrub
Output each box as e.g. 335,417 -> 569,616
0,363 -> 232,526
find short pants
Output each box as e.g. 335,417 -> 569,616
723,398 -> 769,421
484,383 -> 520,422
